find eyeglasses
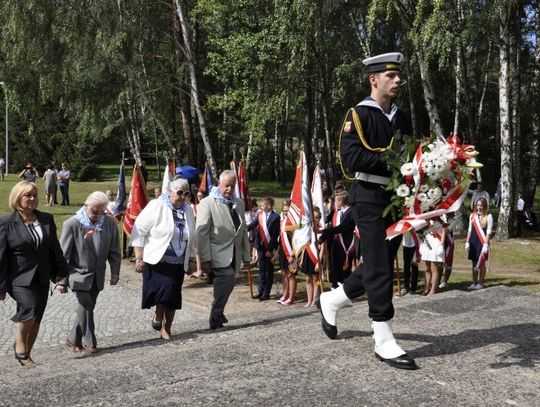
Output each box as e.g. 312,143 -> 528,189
173,189 -> 191,198
87,207 -> 106,216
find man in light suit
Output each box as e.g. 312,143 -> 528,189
60,191 -> 121,354
196,170 -> 251,330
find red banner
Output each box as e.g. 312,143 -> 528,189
123,164 -> 149,236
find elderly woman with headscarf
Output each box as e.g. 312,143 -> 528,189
60,191 -> 121,355
0,181 -> 68,367
131,178 -> 196,340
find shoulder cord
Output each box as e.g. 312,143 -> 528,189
337,108 -> 394,181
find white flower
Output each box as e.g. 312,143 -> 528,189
421,200 -> 433,212
400,163 -> 415,176
417,192 -> 428,202
396,184 -> 410,197
419,185 -> 429,193
428,187 -> 442,201
404,196 -> 414,208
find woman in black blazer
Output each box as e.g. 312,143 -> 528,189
0,181 -> 68,367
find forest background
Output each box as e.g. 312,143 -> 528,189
0,0 -> 538,240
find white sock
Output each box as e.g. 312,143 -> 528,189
372,321 -> 406,359
320,285 -> 351,326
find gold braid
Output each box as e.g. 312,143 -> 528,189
337,107 -> 394,181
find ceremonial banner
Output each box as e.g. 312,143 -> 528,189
231,159 -> 252,211
161,163 -> 172,193
306,165 -> 324,265
113,163 -> 127,220
284,152 -> 313,257
199,160 -> 213,193
123,164 -> 150,236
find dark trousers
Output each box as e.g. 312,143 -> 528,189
257,249 -> 274,296
330,248 -> 351,289
402,246 -> 419,292
59,183 -> 70,205
516,210 -> 524,236
343,202 -> 401,321
210,265 -> 236,322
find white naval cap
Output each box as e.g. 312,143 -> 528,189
362,52 -> 404,73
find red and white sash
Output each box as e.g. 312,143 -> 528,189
258,210 -> 272,249
280,213 -> 294,257
471,213 -> 490,271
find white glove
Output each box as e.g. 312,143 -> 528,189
465,242 -> 470,251
481,243 -> 489,254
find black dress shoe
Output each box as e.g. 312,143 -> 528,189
315,298 -> 337,340
254,293 -> 262,299
209,319 -> 224,330
375,353 -> 418,370
259,295 -> 270,301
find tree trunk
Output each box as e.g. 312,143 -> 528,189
416,49 -> 445,137
453,50 -> 462,136
174,0 -> 216,176
405,54 -> 419,138
526,1 -> 540,205
496,7 -> 513,240
475,42 -> 493,139
510,14 -> 522,197
172,2 -> 196,165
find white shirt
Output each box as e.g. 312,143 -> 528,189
517,198 -> 525,211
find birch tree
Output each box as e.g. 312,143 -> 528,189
174,0 -> 217,175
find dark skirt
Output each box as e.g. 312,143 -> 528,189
468,228 -> 483,264
301,251 -> 318,276
8,281 -> 49,323
142,262 -> 185,310
278,246 -> 289,270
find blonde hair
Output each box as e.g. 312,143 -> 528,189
9,181 -> 39,211
475,198 -> 489,228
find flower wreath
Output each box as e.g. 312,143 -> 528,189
384,134 -> 483,240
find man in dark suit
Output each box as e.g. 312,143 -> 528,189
248,197 -> 280,300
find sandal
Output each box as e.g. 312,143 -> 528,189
151,316 -> 163,331
66,339 -> 82,352
13,343 -> 29,366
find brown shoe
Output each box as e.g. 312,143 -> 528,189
66,339 -> 82,352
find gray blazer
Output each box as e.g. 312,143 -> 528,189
60,215 -> 121,291
195,196 -> 250,271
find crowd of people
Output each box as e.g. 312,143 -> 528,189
0,51 -> 537,373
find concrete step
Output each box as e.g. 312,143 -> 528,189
1,286 -> 539,406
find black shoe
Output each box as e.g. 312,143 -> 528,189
218,315 -> 228,324
375,353 -> 418,370
209,319 -> 224,330
316,298 -> 337,340
254,292 -> 262,299
259,295 -> 270,301
151,317 -> 162,331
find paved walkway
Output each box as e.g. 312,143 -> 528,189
0,281 -> 204,356
0,259 -> 285,355
1,286 -> 539,406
